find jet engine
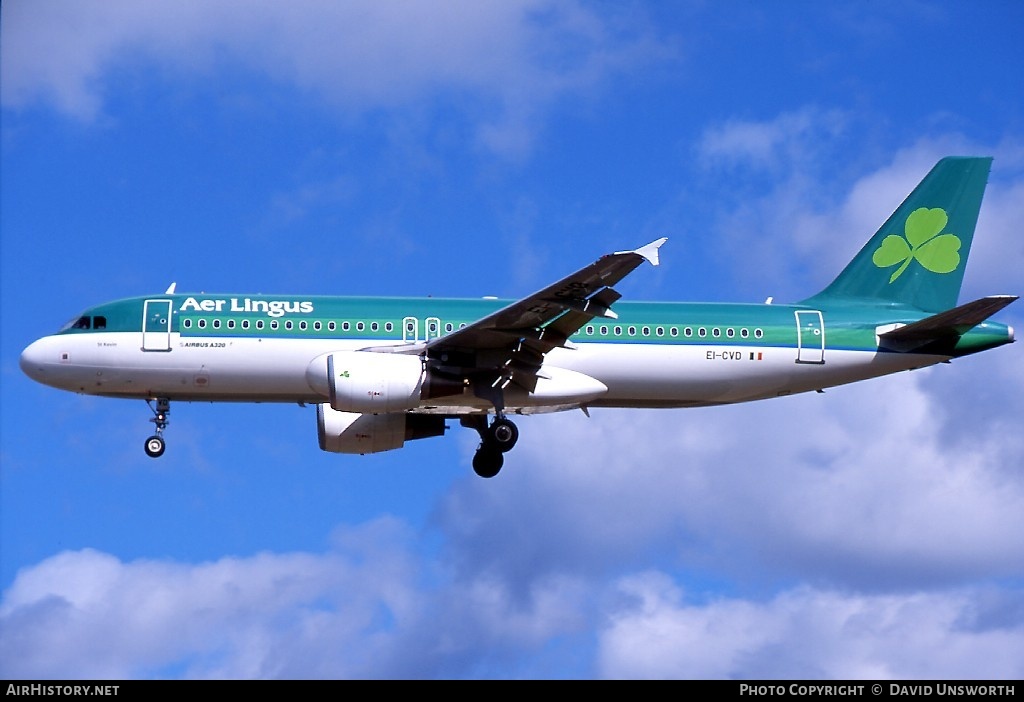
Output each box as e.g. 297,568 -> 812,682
317,404 -> 446,454
305,351 -> 466,412
327,351 -> 426,413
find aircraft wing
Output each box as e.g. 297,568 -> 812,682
423,238 -> 666,400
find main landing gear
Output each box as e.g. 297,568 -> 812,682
144,398 -> 170,458
466,414 -> 519,478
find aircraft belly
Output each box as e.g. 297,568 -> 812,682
544,344 -> 783,404
545,344 -> 943,406
147,337 -> 368,399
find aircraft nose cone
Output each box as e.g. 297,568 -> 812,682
20,337 -> 57,383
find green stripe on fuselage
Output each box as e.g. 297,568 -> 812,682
56,293 -> 1013,357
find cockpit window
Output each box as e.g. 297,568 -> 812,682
60,314 -> 107,332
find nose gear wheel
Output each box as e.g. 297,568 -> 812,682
144,398 -> 170,458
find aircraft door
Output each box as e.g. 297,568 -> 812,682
143,299 -> 173,352
402,316 -> 419,343
425,317 -> 442,341
795,310 -> 825,364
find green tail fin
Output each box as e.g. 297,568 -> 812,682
805,157 -> 992,313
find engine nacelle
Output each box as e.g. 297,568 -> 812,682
317,404 -> 446,454
327,351 -> 426,413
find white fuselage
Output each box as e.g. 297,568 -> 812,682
20,329 -> 939,413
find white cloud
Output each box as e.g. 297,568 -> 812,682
697,107 -> 848,171
0,516 -> 599,678
970,176 -> 1024,300
0,518 -> 425,678
0,0 -> 669,157
598,574 -> 1024,679
5,514 -> 1023,678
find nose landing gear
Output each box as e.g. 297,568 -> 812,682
466,414 -> 519,478
144,398 -> 170,458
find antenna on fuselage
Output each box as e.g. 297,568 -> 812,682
165,282 -> 177,294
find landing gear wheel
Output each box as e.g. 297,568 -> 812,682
144,435 -> 166,458
472,446 -> 504,478
489,417 -> 519,453
145,398 -> 170,458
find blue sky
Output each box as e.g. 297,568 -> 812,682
2,0 -> 1023,679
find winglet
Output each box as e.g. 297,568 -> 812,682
617,237 -> 667,266
165,282 -> 177,294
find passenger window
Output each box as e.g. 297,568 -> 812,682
227,320 -> 235,329
356,322 -> 365,332
183,319 -> 192,329
242,319 -> 250,330
387,322 -> 395,332
444,323 -> 453,333
314,321 -> 322,331
614,326 -> 622,336
213,319 -> 221,329
270,320 -> 279,330
285,321 -> 293,330
586,326 -> 594,335
685,327 -> 693,337
371,322 -> 379,332
712,328 -> 721,338
600,326 -> 608,335
300,321 -> 308,331
740,328 -> 749,338
628,326 -> 636,336
328,321 -> 336,332
642,326 -> 650,336
656,327 -> 664,336
670,327 -> 678,337
698,327 -> 706,337
726,328 -> 734,338
343,322 -> 351,331
256,320 -> 265,330
754,329 -> 764,339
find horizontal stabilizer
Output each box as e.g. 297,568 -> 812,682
879,295 -> 1017,351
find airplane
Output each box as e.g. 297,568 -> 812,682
20,157 -> 1017,478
